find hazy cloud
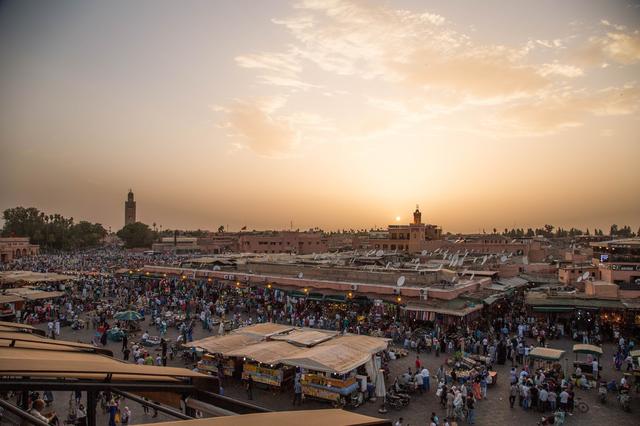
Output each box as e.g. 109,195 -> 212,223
499,85 -> 640,135
577,23 -> 640,65
219,100 -> 297,156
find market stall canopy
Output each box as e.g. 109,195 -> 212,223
0,331 -> 113,356
226,341 -> 303,365
529,347 -> 565,361
279,344 -> 371,375
270,328 -> 337,347
0,271 -> 75,286
319,334 -> 389,354
572,344 -> 603,356
136,409 -> 390,426
0,294 -> 24,304
233,323 -> 295,338
3,289 -> 65,301
186,334 -> 264,356
0,346 -> 209,382
0,321 -> 44,335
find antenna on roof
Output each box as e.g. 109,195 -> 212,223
397,276 -> 406,287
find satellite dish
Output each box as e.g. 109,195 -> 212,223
436,264 -> 442,271
421,250 -> 427,256
469,273 -> 475,281
213,265 -> 221,271
481,255 -> 487,265
397,276 -> 406,287
582,271 -> 590,280
522,256 -> 529,265
385,262 -> 391,269
451,276 -> 457,284
376,250 -> 384,257
297,272 -> 304,279
577,276 -> 583,283
500,255 -> 508,263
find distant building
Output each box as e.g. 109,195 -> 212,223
124,189 -> 136,226
0,237 -> 39,263
367,206 -> 443,253
239,231 -> 328,254
590,238 -> 640,288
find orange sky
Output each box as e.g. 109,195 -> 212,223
1,0 -> 639,233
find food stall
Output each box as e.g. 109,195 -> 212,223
527,347 -> 566,383
445,354 -> 497,385
280,343 -> 370,407
572,344 -> 603,380
226,341 -> 300,390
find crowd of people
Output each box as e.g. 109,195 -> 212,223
1,248 -> 638,425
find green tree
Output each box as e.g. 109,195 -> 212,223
116,222 -> 156,248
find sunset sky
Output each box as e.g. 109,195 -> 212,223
1,0 -> 639,233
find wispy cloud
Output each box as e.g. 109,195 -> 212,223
216,0 -> 640,152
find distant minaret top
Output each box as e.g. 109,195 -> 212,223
127,189 -> 134,202
413,204 -> 422,225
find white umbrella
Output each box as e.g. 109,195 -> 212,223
375,369 -> 387,413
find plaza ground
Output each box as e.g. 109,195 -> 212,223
26,318 -> 640,426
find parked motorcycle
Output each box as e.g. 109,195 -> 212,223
386,389 -> 410,410
618,389 -> 631,412
598,382 -> 607,404
537,410 -> 565,426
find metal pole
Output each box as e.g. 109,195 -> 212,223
0,399 -> 50,426
87,391 -> 96,426
112,390 -> 192,420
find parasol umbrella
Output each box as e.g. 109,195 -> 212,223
114,310 -> 143,321
375,368 -> 387,414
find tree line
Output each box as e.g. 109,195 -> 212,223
498,224 -> 638,239
2,207 -> 107,250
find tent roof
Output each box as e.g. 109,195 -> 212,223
136,409 -> 389,426
319,334 -> 389,354
233,323 -> 295,338
0,294 -> 24,304
226,341 -> 304,365
187,334 -> 263,356
0,271 -> 74,285
280,344 -> 371,375
0,331 -> 113,356
528,347 -> 565,361
572,344 -> 603,356
0,346 -> 207,381
270,329 -> 337,347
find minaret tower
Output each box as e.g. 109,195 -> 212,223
413,204 -> 422,225
124,189 -> 136,226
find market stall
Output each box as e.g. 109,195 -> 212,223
227,341 -> 301,389
572,344 -> 603,380
445,353 -> 496,386
280,344 -> 370,407
527,347 -> 566,384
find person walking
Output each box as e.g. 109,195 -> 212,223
467,395 -> 476,425
509,382 -> 517,408
246,375 -> 253,400
293,380 -> 302,406
421,367 -> 430,392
